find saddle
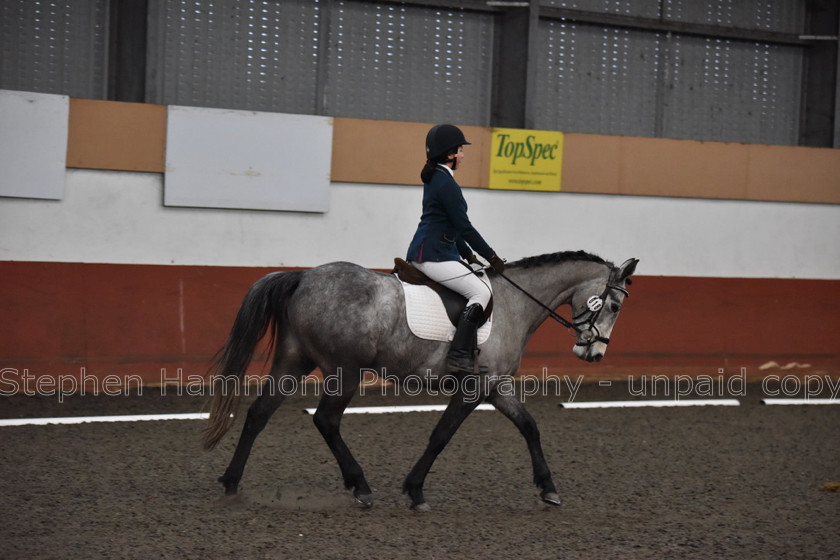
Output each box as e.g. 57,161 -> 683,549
392,258 -> 492,327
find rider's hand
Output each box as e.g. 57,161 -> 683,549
489,254 -> 506,274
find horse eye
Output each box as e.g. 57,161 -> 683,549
610,303 -> 621,313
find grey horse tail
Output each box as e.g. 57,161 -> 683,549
202,270 -> 304,450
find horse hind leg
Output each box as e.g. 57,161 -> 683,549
311,371 -> 373,508
217,360 -> 313,495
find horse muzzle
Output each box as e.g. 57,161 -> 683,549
573,328 -> 609,362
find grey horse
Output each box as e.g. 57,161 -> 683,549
203,250 -> 638,510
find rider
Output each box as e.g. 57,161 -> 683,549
406,124 -> 506,374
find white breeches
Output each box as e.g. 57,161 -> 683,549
410,260 -> 492,310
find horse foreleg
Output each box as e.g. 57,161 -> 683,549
402,395 -> 480,511
486,391 -> 561,506
218,384 -> 286,495
311,378 -> 373,508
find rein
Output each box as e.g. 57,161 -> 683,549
495,272 -> 578,331
496,268 -> 629,347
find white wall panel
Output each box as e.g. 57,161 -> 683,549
0,169 -> 838,280
0,90 -> 68,200
164,106 -> 332,212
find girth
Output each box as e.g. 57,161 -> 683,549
392,258 -> 492,327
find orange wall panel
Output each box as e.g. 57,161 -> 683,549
561,133 -> 621,194
563,133 -> 752,199
562,133 -> 840,203
331,118 -> 425,186
747,144 -> 840,203
62,101 -> 840,204
67,98 -> 166,172
330,118 -> 490,188
617,136 -> 750,199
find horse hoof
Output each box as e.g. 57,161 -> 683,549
218,474 -> 239,495
354,493 -> 374,509
411,501 -> 431,512
540,492 -> 562,506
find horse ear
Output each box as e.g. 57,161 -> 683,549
617,258 -> 638,280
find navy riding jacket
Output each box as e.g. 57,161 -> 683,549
406,165 -> 495,263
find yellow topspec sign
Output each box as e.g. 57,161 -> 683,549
489,128 -> 564,191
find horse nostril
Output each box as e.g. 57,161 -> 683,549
590,353 -> 603,363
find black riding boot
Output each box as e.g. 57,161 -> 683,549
447,303 -> 488,374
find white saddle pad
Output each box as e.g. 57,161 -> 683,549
397,275 -> 492,344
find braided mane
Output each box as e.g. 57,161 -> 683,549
505,250 -> 612,270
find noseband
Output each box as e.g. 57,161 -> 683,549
496,267 -> 629,348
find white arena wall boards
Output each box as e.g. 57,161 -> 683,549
164,106 -> 332,213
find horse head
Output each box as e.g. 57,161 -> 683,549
571,258 -> 638,363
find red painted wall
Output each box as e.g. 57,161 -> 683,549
1,262 -> 838,392
0,262 -> 275,391
521,275 -> 840,379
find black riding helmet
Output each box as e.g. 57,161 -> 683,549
425,124 -> 471,161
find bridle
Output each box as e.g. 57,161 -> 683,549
495,266 -> 630,349
569,270 -> 630,348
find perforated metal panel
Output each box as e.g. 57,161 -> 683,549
325,2 -> 493,125
146,0 -> 322,113
660,0 -> 805,145
0,0 -> 812,147
541,0 -> 662,19
0,0 -> 108,98
147,0 -> 493,125
534,0 -> 805,145
542,0 -> 805,31
663,35 -> 802,144
535,19 -> 661,137
663,0 -> 805,33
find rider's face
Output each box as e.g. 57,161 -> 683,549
448,145 -> 465,169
